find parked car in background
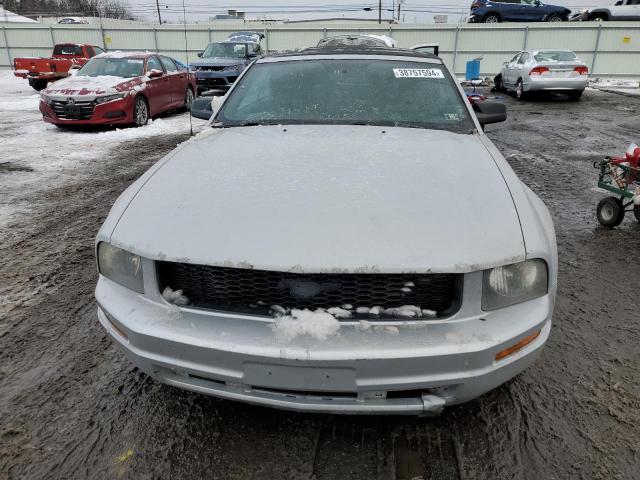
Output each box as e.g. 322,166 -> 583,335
95,46 -> 557,415
317,34 -> 395,48
189,32 -> 264,95
411,43 -> 440,56
495,49 -> 588,100
469,0 -> 572,22
58,17 -> 89,24
39,52 -> 196,127
14,43 -> 104,91
571,0 -> 640,20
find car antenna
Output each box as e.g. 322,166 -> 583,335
182,0 -> 194,137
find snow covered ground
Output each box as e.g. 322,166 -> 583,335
0,71 -> 208,232
588,78 -> 640,97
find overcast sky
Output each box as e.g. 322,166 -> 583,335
124,0 -> 603,24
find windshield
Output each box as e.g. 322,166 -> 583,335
76,57 -> 145,78
217,59 -> 474,132
54,44 -> 83,55
534,51 -> 577,62
202,43 -> 247,59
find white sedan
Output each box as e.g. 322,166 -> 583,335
496,49 -> 589,100
95,47 -> 557,414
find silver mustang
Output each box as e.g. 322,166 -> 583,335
496,49 -> 589,100
95,47 -> 557,415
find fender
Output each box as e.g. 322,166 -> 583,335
589,7 -> 611,18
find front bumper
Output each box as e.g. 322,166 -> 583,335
194,71 -> 240,91
39,96 -> 135,126
525,76 -> 588,92
96,266 -> 553,415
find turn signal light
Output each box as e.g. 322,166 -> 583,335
529,66 -> 549,76
495,330 -> 540,361
574,66 -> 588,75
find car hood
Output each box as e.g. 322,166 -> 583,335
190,58 -> 246,68
43,74 -> 144,97
109,125 -> 526,273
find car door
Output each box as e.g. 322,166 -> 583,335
515,52 -> 530,84
160,56 -> 184,107
498,0 -> 523,21
503,52 -> 521,86
620,0 -> 640,19
144,55 -> 171,114
515,0 -> 541,21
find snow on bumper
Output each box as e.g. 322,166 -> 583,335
96,273 -> 552,415
39,96 -> 135,125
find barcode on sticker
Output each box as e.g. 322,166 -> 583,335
393,68 -> 444,79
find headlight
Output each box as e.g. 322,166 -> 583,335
40,93 -> 53,104
95,93 -> 125,104
482,259 -> 548,310
97,242 -> 144,293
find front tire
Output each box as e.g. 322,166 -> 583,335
483,13 -> 501,23
596,197 -> 624,228
591,13 -> 608,21
183,87 -> 194,112
28,79 -> 48,91
492,73 -> 504,93
133,96 -> 149,127
546,14 -> 564,22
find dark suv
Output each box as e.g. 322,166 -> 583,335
469,0 -> 571,22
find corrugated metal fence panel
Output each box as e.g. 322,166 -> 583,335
50,26 -> 103,46
103,28 -> 155,51
2,23 -> 640,77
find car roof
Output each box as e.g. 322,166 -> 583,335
94,51 -> 157,60
265,46 -> 441,61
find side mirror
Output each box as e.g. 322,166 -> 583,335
474,101 -> 507,128
197,51 -> 203,57
147,69 -> 163,78
191,96 -> 214,120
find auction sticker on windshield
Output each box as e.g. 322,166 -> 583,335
393,68 -> 444,79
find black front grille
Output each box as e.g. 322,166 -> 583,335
197,66 -> 225,72
156,262 -> 461,318
51,100 -> 94,120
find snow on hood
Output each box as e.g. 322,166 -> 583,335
44,74 -> 144,97
110,125 -> 526,273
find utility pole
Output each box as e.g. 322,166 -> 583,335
397,0 -> 402,22
378,0 -> 381,24
155,0 -> 162,24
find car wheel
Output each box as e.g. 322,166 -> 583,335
546,14 -> 563,22
596,197 -> 624,228
184,87 -> 194,111
133,96 -> 149,127
28,79 -> 48,91
567,90 -> 583,101
492,74 -> 504,93
591,13 -> 608,21
515,79 -> 527,101
483,13 -> 501,23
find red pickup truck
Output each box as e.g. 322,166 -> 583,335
14,43 -> 105,91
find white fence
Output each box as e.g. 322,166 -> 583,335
2,22 -> 640,77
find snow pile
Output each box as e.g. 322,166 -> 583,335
271,308 -> 341,341
364,34 -> 396,48
326,306 -> 352,318
162,286 -> 189,306
589,78 -> 639,89
1,94 -> 40,111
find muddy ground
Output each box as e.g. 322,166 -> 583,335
1,89 -> 639,480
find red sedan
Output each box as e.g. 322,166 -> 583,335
39,52 -> 196,127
